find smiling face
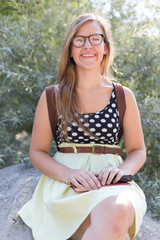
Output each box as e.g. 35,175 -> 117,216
71,21 -> 108,72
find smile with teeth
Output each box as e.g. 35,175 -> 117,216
81,54 -> 95,57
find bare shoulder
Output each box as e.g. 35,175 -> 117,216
123,86 -> 137,107
38,89 -> 47,105
34,89 -> 48,114
33,89 -> 49,125
123,86 -> 135,98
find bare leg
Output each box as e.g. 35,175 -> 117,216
70,214 -> 90,240
82,196 -> 134,240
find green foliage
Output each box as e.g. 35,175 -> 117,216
0,0 -> 93,167
140,97 -> 160,173
0,0 -> 19,16
136,171 -> 160,220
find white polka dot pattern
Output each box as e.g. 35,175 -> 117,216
56,85 -> 120,145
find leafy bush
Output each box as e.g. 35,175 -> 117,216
0,0 -> 94,167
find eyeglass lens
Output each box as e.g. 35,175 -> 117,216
72,34 -> 103,47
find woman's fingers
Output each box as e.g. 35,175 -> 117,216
67,169 -> 101,190
106,169 -> 123,184
79,172 -> 101,190
112,171 -> 124,184
99,167 -> 126,185
88,172 -> 101,189
99,167 -> 113,185
67,167 -> 128,190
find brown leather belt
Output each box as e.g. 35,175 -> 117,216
59,146 -> 123,155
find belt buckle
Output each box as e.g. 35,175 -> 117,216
92,145 -> 101,155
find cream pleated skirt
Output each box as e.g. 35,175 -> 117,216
18,143 -> 147,240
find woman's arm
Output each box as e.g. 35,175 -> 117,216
99,87 -> 146,185
29,90 -> 71,181
118,86 -> 146,174
29,90 -> 100,190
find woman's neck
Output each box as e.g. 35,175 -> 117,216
76,68 -> 106,90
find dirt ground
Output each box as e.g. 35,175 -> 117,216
0,164 -> 159,240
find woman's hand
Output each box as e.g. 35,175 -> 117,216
98,166 -> 127,185
65,169 -> 101,191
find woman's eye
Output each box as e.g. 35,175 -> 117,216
92,37 -> 100,41
76,38 -> 83,43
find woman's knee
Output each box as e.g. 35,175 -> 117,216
73,197 -> 134,240
108,203 -> 130,235
111,198 -> 130,221
91,196 -> 134,235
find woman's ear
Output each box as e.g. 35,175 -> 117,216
104,43 -> 108,55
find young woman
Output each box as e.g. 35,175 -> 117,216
18,13 -> 147,240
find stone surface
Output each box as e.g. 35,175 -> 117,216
0,164 -> 159,240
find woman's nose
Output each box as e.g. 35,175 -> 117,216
83,38 -> 92,48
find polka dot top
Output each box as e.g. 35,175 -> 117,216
56,85 -> 120,145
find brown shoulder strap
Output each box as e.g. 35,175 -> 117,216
114,83 -> 126,141
45,85 -> 58,148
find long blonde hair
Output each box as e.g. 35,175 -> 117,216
56,13 -> 115,140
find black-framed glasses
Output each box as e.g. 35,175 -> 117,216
71,34 -> 104,48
